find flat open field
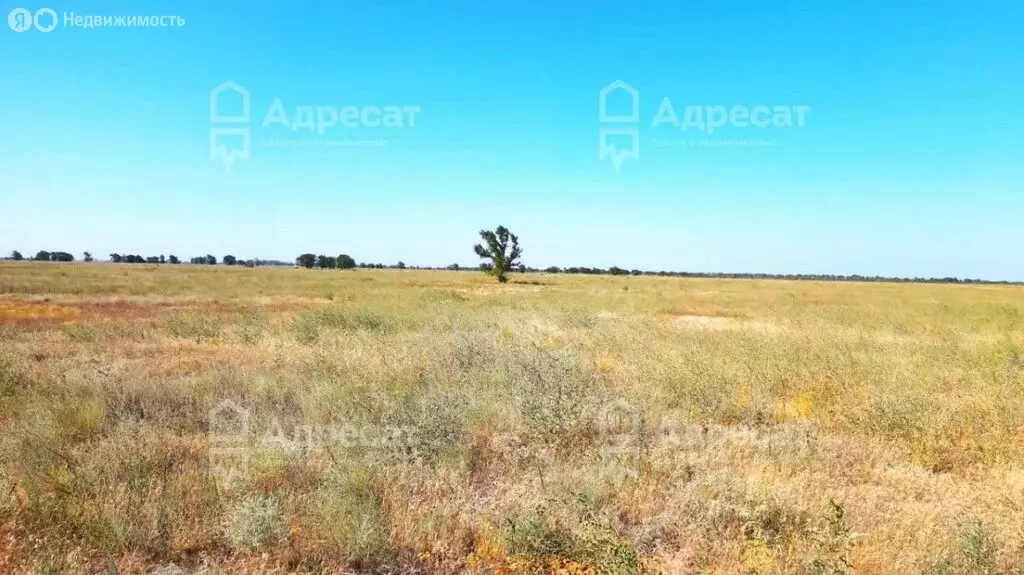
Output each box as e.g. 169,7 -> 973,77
2,262 -> 1024,573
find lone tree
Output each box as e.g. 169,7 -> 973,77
473,225 -> 522,283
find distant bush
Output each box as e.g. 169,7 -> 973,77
511,346 -> 603,447
296,253 -> 316,268
501,506 -> 639,574
337,254 -> 356,269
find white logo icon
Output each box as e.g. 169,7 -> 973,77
598,81 -> 640,170
32,8 -> 57,32
210,81 -> 250,123
8,8 -> 57,32
208,400 -> 251,490
8,8 -> 31,31
209,81 -> 251,171
598,399 -> 643,485
599,80 -> 639,123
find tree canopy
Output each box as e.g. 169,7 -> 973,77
473,225 -> 522,283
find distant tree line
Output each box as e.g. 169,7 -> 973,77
295,253 -> 357,269
292,255 -> 423,270
3,248 -> 1018,285
5,250 -> 77,262
109,254 -> 173,264
190,255 -> 216,265
363,262 -> 1018,285
107,253 -> 269,267
5,251 -> 274,267
527,267 -> 1019,285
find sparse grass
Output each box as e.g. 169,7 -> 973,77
222,493 -> 286,552
1,261 -> 1024,572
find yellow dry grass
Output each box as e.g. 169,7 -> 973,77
1,261 -> 1023,573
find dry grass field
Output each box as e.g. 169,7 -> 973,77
2,261 -> 1024,573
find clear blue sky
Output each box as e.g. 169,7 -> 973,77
2,0 -> 1022,279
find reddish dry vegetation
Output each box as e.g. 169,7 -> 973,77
0,297 -> 298,329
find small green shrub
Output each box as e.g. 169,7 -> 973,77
961,520 -> 998,573
314,466 -> 395,566
807,500 -> 854,575
512,346 -> 603,447
503,506 -> 639,574
504,506 -> 572,558
222,494 -> 286,551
